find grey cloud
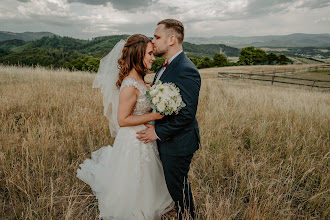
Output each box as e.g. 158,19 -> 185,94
1,12 -> 92,39
68,0 -> 153,11
166,6 -> 181,15
298,0 -> 330,9
246,0 -> 330,16
243,0 -> 293,18
109,21 -> 156,37
193,0 -> 330,22
4,0 -> 330,39
67,0 -> 112,5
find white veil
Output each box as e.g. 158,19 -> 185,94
93,39 -> 125,137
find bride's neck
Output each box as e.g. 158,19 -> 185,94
127,68 -> 143,81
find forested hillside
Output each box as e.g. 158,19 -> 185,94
183,42 -> 240,58
0,34 -> 292,71
0,31 -> 55,42
0,35 -> 240,71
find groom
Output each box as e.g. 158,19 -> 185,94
137,19 -> 201,219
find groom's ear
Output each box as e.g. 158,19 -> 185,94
168,35 -> 176,46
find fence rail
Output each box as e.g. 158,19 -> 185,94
251,69 -> 296,75
308,65 -> 330,71
218,71 -> 330,89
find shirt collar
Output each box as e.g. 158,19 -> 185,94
166,50 -> 183,65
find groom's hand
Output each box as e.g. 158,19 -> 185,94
136,124 -> 157,144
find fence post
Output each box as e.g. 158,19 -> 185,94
312,81 -> 316,88
271,73 -> 275,85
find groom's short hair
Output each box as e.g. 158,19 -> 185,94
158,19 -> 184,44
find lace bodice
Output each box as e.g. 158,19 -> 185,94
120,78 -> 151,115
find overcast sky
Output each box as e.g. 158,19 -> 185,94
1,0 -> 329,39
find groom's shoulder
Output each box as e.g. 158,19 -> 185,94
180,55 -> 200,75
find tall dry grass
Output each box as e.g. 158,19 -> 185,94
198,64 -> 322,77
1,65 -> 329,219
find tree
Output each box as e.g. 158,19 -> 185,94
254,48 -> 268,64
83,57 -> 101,72
213,53 -> 228,67
267,52 -> 280,64
0,49 -> 10,57
150,57 -> 165,72
239,46 -> 267,65
197,57 -> 213,69
278,54 -> 290,65
71,58 -> 84,70
239,46 -> 254,65
189,57 -> 199,67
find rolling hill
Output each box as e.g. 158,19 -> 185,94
0,31 -> 55,42
186,33 -> 330,48
0,34 -> 240,71
0,34 -> 240,60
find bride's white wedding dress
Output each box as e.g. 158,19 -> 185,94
77,78 -> 174,219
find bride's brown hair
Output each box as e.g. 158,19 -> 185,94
116,34 -> 151,88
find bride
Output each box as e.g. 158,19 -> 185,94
77,34 -> 174,219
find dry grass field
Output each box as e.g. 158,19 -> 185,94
200,64 -> 330,89
1,65 -> 329,219
198,64 -> 323,79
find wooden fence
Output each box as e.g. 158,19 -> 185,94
248,69 -> 296,75
308,64 -> 330,71
218,69 -> 330,89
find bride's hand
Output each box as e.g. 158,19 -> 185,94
152,113 -> 164,120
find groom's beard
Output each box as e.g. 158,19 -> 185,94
154,46 -> 168,58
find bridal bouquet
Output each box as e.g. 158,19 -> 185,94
145,81 -> 186,115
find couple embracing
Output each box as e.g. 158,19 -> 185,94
77,19 -> 201,220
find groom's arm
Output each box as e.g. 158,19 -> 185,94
155,66 -> 201,141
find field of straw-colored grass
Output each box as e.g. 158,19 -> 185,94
1,65 -> 329,219
198,64 -> 323,79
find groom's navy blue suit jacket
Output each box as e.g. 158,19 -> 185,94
153,52 -> 201,156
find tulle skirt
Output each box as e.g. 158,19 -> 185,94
77,124 -> 174,219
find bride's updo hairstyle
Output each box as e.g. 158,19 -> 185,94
116,34 -> 151,88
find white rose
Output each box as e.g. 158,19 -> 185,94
163,87 -> 171,96
155,94 -> 162,102
150,88 -> 158,96
159,93 -> 167,101
176,96 -> 182,104
163,96 -> 171,104
169,90 -> 176,97
169,99 -> 175,107
157,102 -> 166,112
154,85 -> 160,91
152,96 -> 159,104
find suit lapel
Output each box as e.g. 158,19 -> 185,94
159,52 -> 185,82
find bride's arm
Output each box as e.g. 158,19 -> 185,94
117,86 -> 163,127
